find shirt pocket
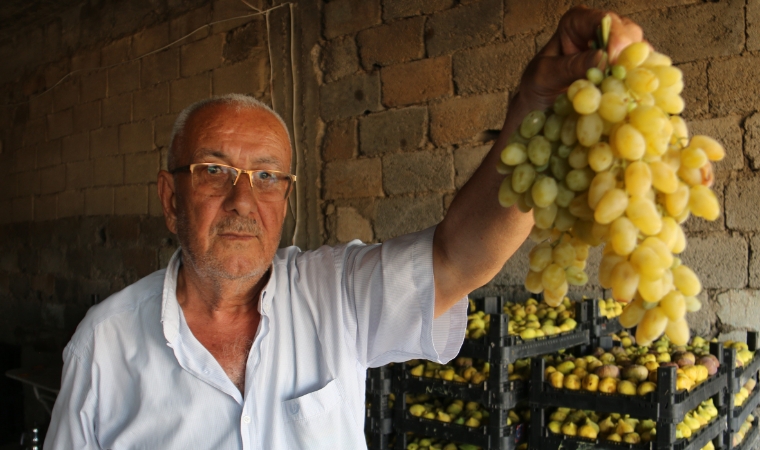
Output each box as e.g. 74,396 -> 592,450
281,378 -> 363,450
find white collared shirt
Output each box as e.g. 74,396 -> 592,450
45,227 -> 467,449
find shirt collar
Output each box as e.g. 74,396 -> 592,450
160,248 -> 278,345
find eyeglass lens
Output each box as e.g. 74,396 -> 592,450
191,164 -> 291,201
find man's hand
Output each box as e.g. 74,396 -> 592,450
517,7 -> 645,112
433,7 -> 645,318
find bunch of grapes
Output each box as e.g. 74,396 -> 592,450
498,39 -> 723,346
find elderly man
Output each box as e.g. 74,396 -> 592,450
45,7 -> 643,449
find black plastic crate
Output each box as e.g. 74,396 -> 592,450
586,298 -> 625,339
726,332 -> 759,394
394,415 -> 519,450
726,348 -> 760,433
365,422 -> 394,450
460,298 -> 590,362
730,417 -> 758,450
529,341 -> 729,424
529,407 -> 727,450
396,360 -> 528,409
393,388 -> 525,450
367,366 -> 393,419
393,426 -> 525,450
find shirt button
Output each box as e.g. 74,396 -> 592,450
242,415 -> 251,424
203,368 -> 210,374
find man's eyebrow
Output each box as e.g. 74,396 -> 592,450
196,148 -> 228,160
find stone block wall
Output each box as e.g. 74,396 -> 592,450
0,0 -> 758,359
0,0 -> 273,354
316,0 -> 759,339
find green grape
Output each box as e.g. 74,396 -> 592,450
587,171 -> 617,209
649,160 -> 678,193
588,142 -> 614,172
598,91 -> 628,123
565,266 -> 589,286
630,245 -> 664,280
654,89 -> 685,114
689,185 -> 720,221
565,167 -> 594,192
501,143 -> 528,166
511,163 -> 537,193
611,64 -> 626,80
576,112 -> 603,147
568,79 -> 594,101
614,123 -> 646,161
573,85 -> 602,115
533,203 -> 558,229
617,42 -> 650,70
525,270 -> 544,294
520,110 -> 546,139
516,193 -> 531,213
543,113 -> 564,142
610,260 -> 640,302
568,145 -> 589,169
624,161 -> 652,197
529,242 -> 553,272
587,67 -> 605,85
609,216 -> 638,255
594,189 -> 629,225
552,242 -> 577,268
629,105 -> 667,135
529,225 -> 553,243
626,67 -> 660,94
560,114 -> 579,146
651,66 -> 682,88
555,182 -> 576,208
556,145 -> 572,159
626,196 -> 662,235
542,263 -> 566,291
553,93 -> 573,116
568,193 -> 594,220
532,176 -> 558,208
498,176 -> 520,207
527,136 -> 552,166
549,154 -> 571,181
665,183 -> 689,217
554,207 -> 577,231
641,50 -> 672,68
681,146 -> 708,169
689,135 -> 725,161
601,76 -> 626,94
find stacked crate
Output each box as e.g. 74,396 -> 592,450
366,365 -> 394,448
391,296 -> 591,449
724,332 -> 759,449
528,341 -> 729,450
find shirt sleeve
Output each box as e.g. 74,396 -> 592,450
44,343 -> 100,450
340,226 -> 468,368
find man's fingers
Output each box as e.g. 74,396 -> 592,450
555,49 -> 604,89
607,15 -> 645,62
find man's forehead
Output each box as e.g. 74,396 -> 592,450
181,103 -> 291,165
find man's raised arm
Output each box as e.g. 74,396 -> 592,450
432,7 -> 645,317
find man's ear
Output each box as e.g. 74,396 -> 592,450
157,170 -> 178,234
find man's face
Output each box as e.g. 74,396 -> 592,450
162,104 -> 292,281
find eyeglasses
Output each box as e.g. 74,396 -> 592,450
171,163 -> 296,202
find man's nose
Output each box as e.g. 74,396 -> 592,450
225,172 -> 258,215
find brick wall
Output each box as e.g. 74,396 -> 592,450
0,0 -> 758,358
316,0 -> 759,340
0,0 -> 274,355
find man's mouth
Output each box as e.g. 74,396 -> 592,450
218,233 -> 257,239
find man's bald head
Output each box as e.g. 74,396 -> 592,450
168,94 -> 292,171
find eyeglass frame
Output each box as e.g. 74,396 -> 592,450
170,163 -> 297,201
